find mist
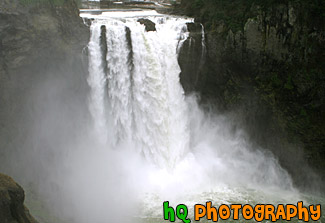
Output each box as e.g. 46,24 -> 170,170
1,9 -> 322,223
9,80 -> 299,222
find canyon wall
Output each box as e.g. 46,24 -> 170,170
179,0 -> 325,191
0,0 -> 89,186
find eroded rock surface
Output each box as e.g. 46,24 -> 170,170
0,173 -> 38,223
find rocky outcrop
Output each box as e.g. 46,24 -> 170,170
0,173 -> 37,223
178,22 -> 205,92
137,18 -> 156,32
179,1 -> 325,191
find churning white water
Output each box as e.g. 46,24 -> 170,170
80,10 -> 307,222
87,13 -> 192,169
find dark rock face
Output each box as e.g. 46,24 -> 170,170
0,173 -> 38,223
179,1 -> 325,191
100,25 -> 108,74
178,22 -> 205,92
137,18 -> 156,32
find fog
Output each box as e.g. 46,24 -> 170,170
10,80 -> 299,222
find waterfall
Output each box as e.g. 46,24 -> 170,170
88,24 -> 108,144
54,10 -> 308,222
87,15 -> 194,169
85,11 -> 295,192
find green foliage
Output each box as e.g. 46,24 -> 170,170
194,0 -> 203,9
284,76 -> 294,90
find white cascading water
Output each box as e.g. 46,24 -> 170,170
88,24 -> 108,144
80,10 -> 303,222
87,13 -> 192,169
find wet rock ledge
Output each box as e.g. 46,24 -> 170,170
0,173 -> 38,223
137,18 -> 156,32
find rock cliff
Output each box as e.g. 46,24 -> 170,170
179,0 -> 325,191
0,0 -> 89,174
0,3 -> 90,220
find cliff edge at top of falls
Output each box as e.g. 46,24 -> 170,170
177,0 -> 325,190
0,173 -> 38,223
